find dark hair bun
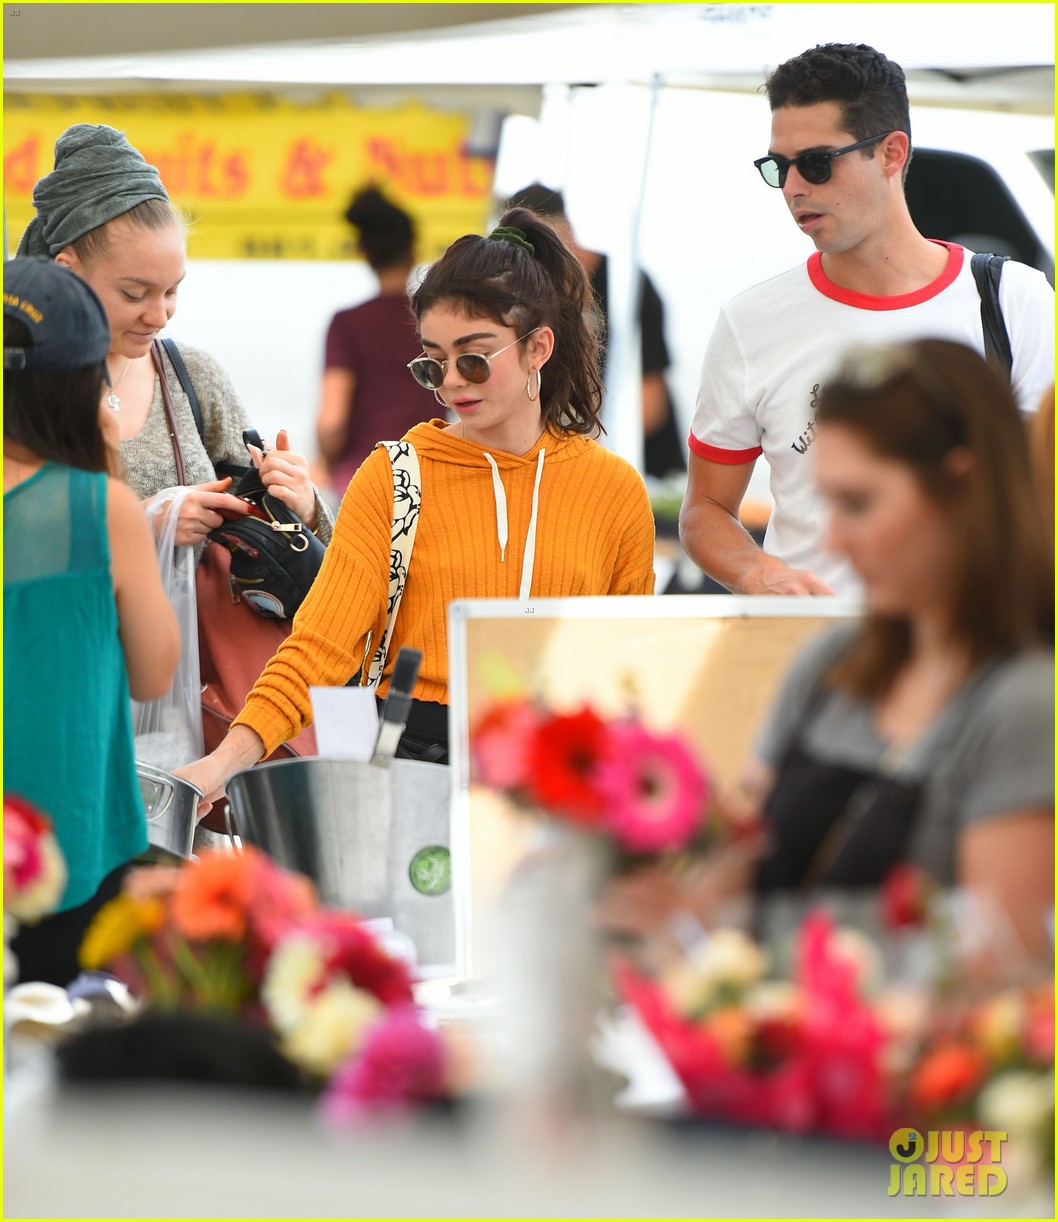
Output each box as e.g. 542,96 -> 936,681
344,185 -> 415,270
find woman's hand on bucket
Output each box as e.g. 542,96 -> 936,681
175,726 -> 267,820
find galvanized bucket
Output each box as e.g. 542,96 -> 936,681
137,762 -> 203,861
224,756 -> 454,973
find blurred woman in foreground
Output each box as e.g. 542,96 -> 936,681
605,338 -> 1053,963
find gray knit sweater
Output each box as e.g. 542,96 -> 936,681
119,343 -> 333,543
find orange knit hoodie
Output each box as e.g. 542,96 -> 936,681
233,419 -> 656,755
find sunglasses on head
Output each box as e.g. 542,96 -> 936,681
753,133 -> 889,189
407,328 -> 539,390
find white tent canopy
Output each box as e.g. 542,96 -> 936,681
6,4 -> 1054,112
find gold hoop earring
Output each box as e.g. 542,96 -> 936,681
433,389 -> 446,409
527,368 -> 541,402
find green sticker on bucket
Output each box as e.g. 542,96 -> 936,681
409,845 -> 451,896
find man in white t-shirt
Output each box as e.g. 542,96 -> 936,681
680,43 -> 1054,596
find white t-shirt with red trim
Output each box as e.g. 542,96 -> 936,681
688,242 -> 1054,592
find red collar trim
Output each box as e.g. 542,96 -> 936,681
807,241 -> 963,310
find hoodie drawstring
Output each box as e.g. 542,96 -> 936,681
482,448 -> 546,600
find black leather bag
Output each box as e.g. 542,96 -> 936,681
207,429 -> 326,620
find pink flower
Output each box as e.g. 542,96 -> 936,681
244,851 -> 318,955
595,724 -> 709,853
470,700 -> 540,791
3,794 -> 67,921
321,1006 -> 447,1121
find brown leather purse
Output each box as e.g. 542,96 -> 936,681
151,342 -> 317,829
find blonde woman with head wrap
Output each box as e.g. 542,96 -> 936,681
18,124 -> 334,551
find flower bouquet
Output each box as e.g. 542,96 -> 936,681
4,794 -> 67,924
78,846 -> 455,1119
4,794 -> 68,985
471,696 -> 735,861
614,910 -> 898,1141
468,696 -> 744,1113
899,978 -> 1054,1190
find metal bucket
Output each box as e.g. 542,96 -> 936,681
225,756 -> 454,974
137,762 -> 203,860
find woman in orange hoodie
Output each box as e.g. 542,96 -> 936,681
181,206 -> 656,805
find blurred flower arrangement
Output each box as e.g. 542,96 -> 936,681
79,846 -> 457,1119
903,979 -> 1054,1186
614,910 -> 897,1140
471,697 -> 734,858
4,794 -> 68,986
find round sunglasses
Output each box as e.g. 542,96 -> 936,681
753,133 -> 889,189
407,328 -> 539,390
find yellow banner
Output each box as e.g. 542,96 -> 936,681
4,92 -> 496,260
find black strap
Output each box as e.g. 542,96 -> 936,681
970,252 -> 1013,380
160,337 -> 205,441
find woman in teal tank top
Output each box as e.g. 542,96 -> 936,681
3,258 -> 180,986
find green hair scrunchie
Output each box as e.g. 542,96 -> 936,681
487,225 -> 535,256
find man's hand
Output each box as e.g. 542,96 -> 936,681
747,552 -> 836,596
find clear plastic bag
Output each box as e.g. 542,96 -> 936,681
131,487 -> 204,771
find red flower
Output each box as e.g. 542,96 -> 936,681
4,794 -> 53,889
753,1014 -> 803,1071
303,911 -> 414,1006
909,1043 -> 990,1116
525,708 -> 611,824
881,862 -> 934,930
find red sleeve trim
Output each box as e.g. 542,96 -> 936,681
687,434 -> 763,464
807,241 -> 963,310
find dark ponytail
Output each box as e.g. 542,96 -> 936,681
410,206 -> 605,436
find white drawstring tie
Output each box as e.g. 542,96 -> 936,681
482,447 -> 546,600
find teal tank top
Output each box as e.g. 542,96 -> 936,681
4,464 -> 147,911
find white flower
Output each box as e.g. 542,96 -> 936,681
663,927 -> 769,1014
746,981 -> 799,1021
262,934 -> 327,1034
692,928 -> 769,990
280,982 -> 382,1076
978,1070 -> 1054,1138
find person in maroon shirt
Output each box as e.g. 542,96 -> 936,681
316,186 -> 434,500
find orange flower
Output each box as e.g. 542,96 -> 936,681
909,1043 -> 990,1115
703,1006 -> 754,1068
170,849 -> 256,943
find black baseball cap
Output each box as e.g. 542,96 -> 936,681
3,256 -> 111,373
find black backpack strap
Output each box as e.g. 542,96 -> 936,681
160,337 -> 205,441
970,253 -> 1014,380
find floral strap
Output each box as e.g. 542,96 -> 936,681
365,441 -> 421,689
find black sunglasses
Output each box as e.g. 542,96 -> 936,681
754,134 -> 888,189
407,329 -> 538,390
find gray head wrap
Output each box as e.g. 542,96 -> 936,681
16,124 -> 170,258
